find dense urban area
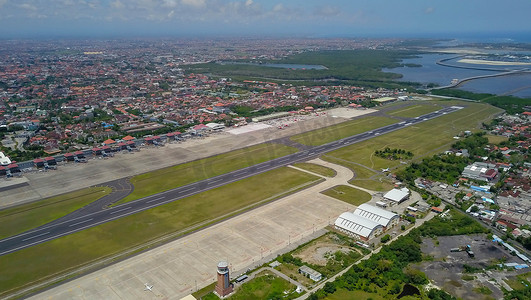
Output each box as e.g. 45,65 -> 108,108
1,38 -> 531,300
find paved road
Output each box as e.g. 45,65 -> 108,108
0,106 -> 463,256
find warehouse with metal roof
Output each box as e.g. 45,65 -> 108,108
353,203 -> 400,229
334,212 -> 384,241
383,187 -> 410,203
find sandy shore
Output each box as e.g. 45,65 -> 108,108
458,58 -> 531,66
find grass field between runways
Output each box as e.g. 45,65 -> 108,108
387,103 -> 442,118
321,185 -> 372,206
290,116 -> 398,146
0,167 -> 320,298
292,162 -> 337,177
116,143 -> 298,205
0,187 -> 112,239
322,102 -> 502,190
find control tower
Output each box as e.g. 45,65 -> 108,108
214,261 -> 233,298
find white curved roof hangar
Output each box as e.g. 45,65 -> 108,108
335,212 -> 383,239
353,203 -> 399,228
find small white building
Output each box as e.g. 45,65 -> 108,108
0,151 -> 11,166
298,265 -> 322,282
205,123 -> 225,131
383,187 -> 410,203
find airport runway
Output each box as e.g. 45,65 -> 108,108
0,106 -> 463,256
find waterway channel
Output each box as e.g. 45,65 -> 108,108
384,53 -> 531,98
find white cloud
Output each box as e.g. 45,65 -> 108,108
272,3 -> 283,13
181,0 -> 205,8
314,5 -> 340,17
245,0 -> 253,7
163,0 -> 179,8
19,3 -> 38,11
0,0 -> 7,8
425,7 -> 434,14
110,0 -> 124,9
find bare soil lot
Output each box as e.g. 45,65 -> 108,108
418,234 -> 528,300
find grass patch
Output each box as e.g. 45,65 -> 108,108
292,163 -> 336,177
229,273 -> 299,300
350,179 -> 394,192
0,187 -> 112,239
290,116 -> 398,146
504,272 -> 531,290
321,185 -> 371,206
462,274 -> 476,281
117,143 -> 298,205
486,134 -> 508,145
321,156 -> 393,192
323,288 -> 385,300
276,263 -> 315,288
320,102 -> 501,190
387,103 -> 442,118
474,284 -> 492,295
0,167 -> 319,297
192,282 -> 216,299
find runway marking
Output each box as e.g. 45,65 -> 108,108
110,206 -> 132,214
180,187 -> 196,193
69,218 -> 93,227
208,178 -> 223,185
22,231 -> 50,242
146,197 -> 165,203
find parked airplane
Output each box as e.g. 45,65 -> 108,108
144,283 -> 154,291
381,167 -> 390,172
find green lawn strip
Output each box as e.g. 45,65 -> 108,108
387,104 -> 442,118
290,116 -> 398,146
486,134 -> 508,145
0,167 -> 320,297
320,155 -> 392,192
229,272 -> 298,300
116,143 -> 298,205
323,288 -> 386,300
0,187 -> 112,239
319,102 -> 501,191
321,185 -> 371,206
292,163 -> 336,177
323,102 -> 501,171
350,179 -> 394,192
504,272 -> 531,290
192,282 -> 216,299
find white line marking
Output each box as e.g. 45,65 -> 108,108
110,207 -> 132,214
146,197 -> 164,203
69,218 -> 93,227
209,178 -> 223,184
22,231 -> 50,242
179,187 -> 195,193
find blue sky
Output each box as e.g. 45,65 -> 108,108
1,0 -> 530,39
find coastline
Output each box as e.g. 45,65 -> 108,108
457,58 -> 531,66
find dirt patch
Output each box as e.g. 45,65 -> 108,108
417,234 -> 528,300
294,243 -> 361,266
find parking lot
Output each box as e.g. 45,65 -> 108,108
419,234 -> 528,300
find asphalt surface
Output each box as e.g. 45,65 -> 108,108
0,106 -> 463,256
